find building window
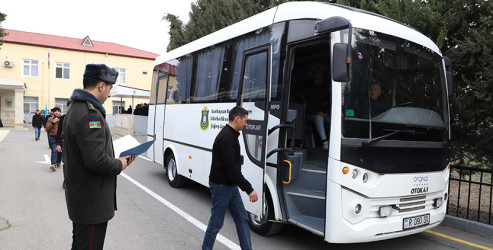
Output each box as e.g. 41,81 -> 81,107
24,96 -> 39,114
24,96 -> 39,124
22,59 -> 39,77
112,100 -> 125,114
55,98 -> 70,114
115,68 -> 126,83
55,63 -> 70,79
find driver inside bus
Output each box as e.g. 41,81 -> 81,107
303,67 -> 331,150
357,82 -> 390,118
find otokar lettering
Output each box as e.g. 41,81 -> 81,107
410,187 -> 428,194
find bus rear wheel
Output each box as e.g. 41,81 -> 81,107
165,154 -> 186,188
247,194 -> 284,236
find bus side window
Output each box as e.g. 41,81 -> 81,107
149,69 -> 160,105
172,56 -> 193,104
191,46 -> 225,103
242,51 -> 268,101
156,72 -> 169,104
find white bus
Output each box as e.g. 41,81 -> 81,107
146,2 -> 454,243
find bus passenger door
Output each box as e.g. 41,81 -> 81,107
147,69 -> 168,165
237,46 -> 271,219
154,72 -> 168,165
146,70 -> 159,161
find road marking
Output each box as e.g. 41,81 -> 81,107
426,230 -> 493,250
0,130 -> 9,147
120,173 -> 240,250
36,155 -> 51,165
138,155 -> 152,161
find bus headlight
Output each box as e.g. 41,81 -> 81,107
433,198 -> 443,208
362,173 -> 368,183
354,204 -> 362,214
352,169 -> 359,179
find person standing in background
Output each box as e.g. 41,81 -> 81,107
45,107 -> 62,172
44,109 -> 53,148
56,99 -> 72,189
32,110 -> 43,141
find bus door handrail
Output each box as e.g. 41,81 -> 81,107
283,160 -> 292,184
268,122 -> 296,148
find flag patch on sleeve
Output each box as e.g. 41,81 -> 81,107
89,121 -> 101,128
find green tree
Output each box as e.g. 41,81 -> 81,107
0,12 -> 7,49
163,13 -> 185,51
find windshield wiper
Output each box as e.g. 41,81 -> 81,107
362,129 -> 426,146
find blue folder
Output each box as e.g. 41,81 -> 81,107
119,140 -> 155,157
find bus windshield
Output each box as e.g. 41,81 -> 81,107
342,28 -> 449,143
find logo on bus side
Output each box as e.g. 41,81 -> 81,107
201,107 -> 209,131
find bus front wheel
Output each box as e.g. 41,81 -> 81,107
165,154 -> 186,188
247,194 -> 284,236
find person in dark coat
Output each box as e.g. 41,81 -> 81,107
63,64 -> 136,249
56,99 -> 72,189
32,110 -> 44,141
202,106 -> 258,250
303,68 -> 331,150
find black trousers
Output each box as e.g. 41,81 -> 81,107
72,222 -> 108,250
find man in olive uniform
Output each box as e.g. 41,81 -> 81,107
63,64 -> 136,249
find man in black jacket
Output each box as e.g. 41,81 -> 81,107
32,110 -> 43,141
56,99 -> 72,189
203,106 -> 258,250
63,64 -> 136,249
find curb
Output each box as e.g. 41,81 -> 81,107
442,215 -> 493,238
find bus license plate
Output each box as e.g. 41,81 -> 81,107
403,214 -> 430,230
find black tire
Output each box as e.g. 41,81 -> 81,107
165,153 -> 186,188
247,193 -> 284,236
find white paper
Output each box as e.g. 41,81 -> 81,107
113,135 -> 140,159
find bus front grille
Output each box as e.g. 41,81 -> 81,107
398,195 -> 426,213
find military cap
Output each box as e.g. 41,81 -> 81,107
83,64 -> 119,84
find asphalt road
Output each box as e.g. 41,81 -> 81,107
1,128 -> 492,250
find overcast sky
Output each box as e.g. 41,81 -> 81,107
1,0 -> 196,55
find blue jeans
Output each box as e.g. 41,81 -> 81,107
48,136 -> 62,165
306,113 -> 330,141
203,182 -> 252,250
34,127 -> 41,140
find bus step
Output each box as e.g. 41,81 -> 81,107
286,189 -> 326,219
286,190 -> 325,200
301,167 -> 326,174
288,215 -> 325,236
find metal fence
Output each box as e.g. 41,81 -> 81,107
447,165 -> 493,225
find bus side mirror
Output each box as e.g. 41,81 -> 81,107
444,56 -> 454,97
333,43 -> 349,82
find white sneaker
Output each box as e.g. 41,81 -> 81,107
323,141 -> 329,150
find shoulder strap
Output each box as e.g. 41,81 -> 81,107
86,101 -> 96,111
